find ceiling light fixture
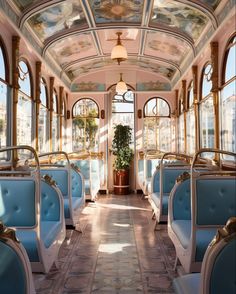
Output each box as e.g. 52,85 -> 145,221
116,73 -> 127,94
111,32 -> 128,65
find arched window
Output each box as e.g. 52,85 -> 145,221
0,39 -> 9,156
186,81 -> 195,154
52,89 -> 59,151
17,60 -> 33,147
61,95 -> 67,151
220,34 -> 236,153
143,97 -> 173,151
178,91 -> 185,153
199,63 -> 214,149
72,98 -> 99,151
38,78 -> 49,153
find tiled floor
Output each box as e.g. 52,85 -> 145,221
33,194 -> 177,293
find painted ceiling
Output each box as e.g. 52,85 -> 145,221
11,0 -> 227,91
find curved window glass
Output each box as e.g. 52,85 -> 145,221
186,81 -> 195,154
220,35 -> 236,153
0,43 -> 9,158
38,78 -> 49,153
52,89 -> 59,151
72,98 -> 99,151
200,63 -> 214,150
17,60 -> 33,147
143,97 -> 172,151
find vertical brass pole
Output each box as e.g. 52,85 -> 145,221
49,77 -> 54,152
182,80 -> 187,154
210,42 -> 219,151
35,61 -> 42,152
59,86 -> 64,151
12,36 -> 20,166
192,65 -> 199,151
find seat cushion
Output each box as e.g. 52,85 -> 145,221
173,273 -> 200,294
172,220 -> 217,261
151,192 -> 169,215
172,220 -> 191,249
41,221 -> 62,248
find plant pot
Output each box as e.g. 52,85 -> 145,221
113,169 -> 130,195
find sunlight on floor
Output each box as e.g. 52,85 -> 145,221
98,203 -> 150,211
98,243 -> 132,254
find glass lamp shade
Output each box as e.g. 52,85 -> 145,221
116,80 -> 127,94
111,32 -> 128,65
111,45 -> 128,64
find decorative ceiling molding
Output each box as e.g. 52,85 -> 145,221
141,0 -> 154,27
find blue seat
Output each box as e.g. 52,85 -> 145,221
149,152 -> 191,223
173,217 -> 236,294
0,222 -> 35,294
39,151 -> 85,226
168,149 -> 236,273
0,146 -> 66,273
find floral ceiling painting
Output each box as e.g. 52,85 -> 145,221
137,81 -> 171,91
150,0 -> 209,41
128,58 -> 176,79
48,33 -> 97,67
67,59 -> 114,80
28,0 -> 87,41
145,31 -> 192,66
89,0 -> 144,24
71,82 -> 106,92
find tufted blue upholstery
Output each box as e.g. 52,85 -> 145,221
41,181 -> 60,221
173,178 -> 191,220
71,169 -> 83,198
64,197 -> 84,218
40,170 -> 68,197
0,241 -> 27,294
0,179 -> 36,227
152,171 -> 160,193
72,160 -> 90,179
151,193 -> 169,215
173,273 -> 200,294
210,238 -> 236,294
16,230 -> 39,262
147,159 -> 160,178
196,178 -> 236,225
162,169 -> 189,193
172,220 -> 217,261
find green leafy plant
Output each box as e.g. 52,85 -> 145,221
112,124 -> 134,170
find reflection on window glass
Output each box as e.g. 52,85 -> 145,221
17,94 -> 32,146
186,108 -> 195,154
0,81 -> 7,149
39,105 -> 49,153
143,97 -> 171,151
202,63 -> 212,98
73,99 -> 99,151
199,95 -> 214,148
18,61 -> 31,96
178,114 -> 185,153
0,47 -> 5,80
225,38 -> 236,82
220,81 -> 236,153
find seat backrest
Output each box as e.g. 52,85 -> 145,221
71,160 -> 90,179
194,176 -> 236,226
200,217 -> 236,294
0,178 -> 37,227
71,168 -> 83,198
161,167 -> 190,194
147,159 -> 161,178
40,169 -> 69,197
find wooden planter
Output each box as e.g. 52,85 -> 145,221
113,169 -> 130,195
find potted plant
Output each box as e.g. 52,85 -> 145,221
112,124 -> 134,195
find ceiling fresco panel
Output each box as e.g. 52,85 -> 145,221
27,0 -> 87,41
48,33 -> 97,68
200,0 -> 221,9
89,0 -> 144,24
144,31 -> 192,66
150,0 -> 209,41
